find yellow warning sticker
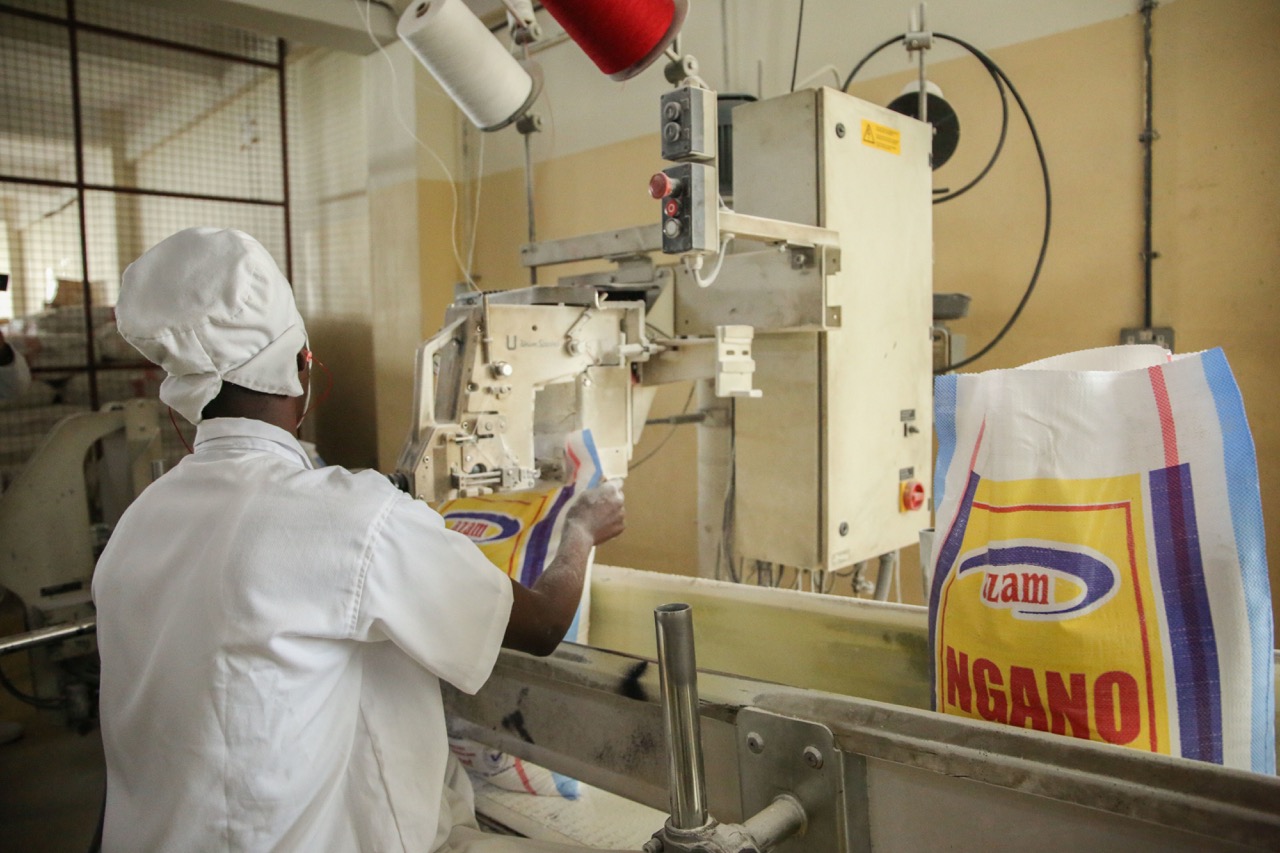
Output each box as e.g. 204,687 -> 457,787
861,119 -> 901,155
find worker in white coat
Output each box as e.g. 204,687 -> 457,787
93,227 -> 629,852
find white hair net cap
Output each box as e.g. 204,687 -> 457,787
116,227 -> 307,425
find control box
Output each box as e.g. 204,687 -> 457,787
660,85 -> 717,162
650,162 -> 717,254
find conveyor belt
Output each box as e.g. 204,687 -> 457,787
472,777 -> 662,849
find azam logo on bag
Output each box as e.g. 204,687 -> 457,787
957,539 -> 1120,620
442,511 -> 522,545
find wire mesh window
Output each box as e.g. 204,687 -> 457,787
0,0 -> 290,491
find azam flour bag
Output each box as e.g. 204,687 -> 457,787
435,428 -> 603,639
928,346 -> 1273,773
434,430 -> 604,798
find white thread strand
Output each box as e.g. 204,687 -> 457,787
357,0 -> 477,290
397,0 -> 534,130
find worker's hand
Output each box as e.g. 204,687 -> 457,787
566,480 -> 626,546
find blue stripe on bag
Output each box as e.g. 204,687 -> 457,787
579,428 -> 604,489
928,376 -> 967,712
521,488 -> 575,588
1149,463 -> 1223,763
1201,348 -> 1275,773
933,375 -> 959,514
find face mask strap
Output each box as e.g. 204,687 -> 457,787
296,349 -> 332,430
169,406 -> 194,454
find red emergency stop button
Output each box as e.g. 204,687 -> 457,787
901,480 -> 926,512
649,171 -> 676,199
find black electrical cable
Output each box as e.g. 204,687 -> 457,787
719,402 -> 738,583
843,33 -> 1052,372
843,36 -> 1011,204
840,34 -> 905,92
0,657 -> 65,710
931,45 -> 1008,204
934,34 -> 1051,372
629,384 -> 696,470
1140,0 -> 1157,328
789,0 -> 805,92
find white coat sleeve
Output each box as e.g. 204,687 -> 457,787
352,492 -> 514,694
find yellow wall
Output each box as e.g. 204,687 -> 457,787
466,135 -> 664,289
361,49 -> 473,473
368,178 -> 422,472
850,0 -> 1280,616
288,47 -> 377,469
439,0 -> 1280,619
417,179 -> 466,335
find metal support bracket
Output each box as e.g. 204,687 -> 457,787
715,326 -> 762,399
717,210 -> 841,260
737,708 -> 844,853
903,3 -> 933,123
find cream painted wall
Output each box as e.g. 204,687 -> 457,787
354,41 -> 499,470
848,0 -> 1280,617
449,1 -> 1280,621
283,37 -> 552,471
287,46 -> 377,468
849,20 -> 1145,367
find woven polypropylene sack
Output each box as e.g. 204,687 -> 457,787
929,346 -> 1273,773
436,430 -> 604,797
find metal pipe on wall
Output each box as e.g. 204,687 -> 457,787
523,129 -> 537,284
1140,0 -> 1158,327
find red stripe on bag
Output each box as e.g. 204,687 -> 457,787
1148,366 -> 1180,467
512,758 -> 538,795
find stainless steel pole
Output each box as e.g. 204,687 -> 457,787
0,617 -> 96,656
653,602 -> 709,831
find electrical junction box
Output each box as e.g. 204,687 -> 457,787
728,88 -> 934,571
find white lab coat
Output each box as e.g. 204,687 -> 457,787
92,417 -> 515,852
